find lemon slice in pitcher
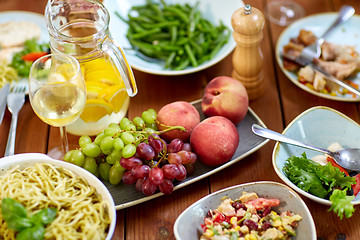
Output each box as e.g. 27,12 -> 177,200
86,81 -> 109,99
99,85 -> 127,112
80,99 -> 114,123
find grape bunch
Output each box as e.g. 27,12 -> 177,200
121,134 -> 197,195
63,109 -> 197,196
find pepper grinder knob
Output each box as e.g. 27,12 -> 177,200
231,4 -> 265,100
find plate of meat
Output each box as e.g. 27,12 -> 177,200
276,13 -> 360,102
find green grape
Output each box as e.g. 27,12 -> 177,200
106,149 -> 122,164
147,108 -> 157,117
109,161 -> 125,185
70,150 -> 85,166
100,136 -> 114,152
121,132 -> 135,145
94,132 -> 106,145
142,110 -> 156,124
145,122 -> 157,130
133,116 -> 145,130
124,123 -> 136,131
82,156 -> 98,175
104,127 -> 118,137
82,143 -> 101,158
102,148 -> 113,156
119,118 -> 131,130
133,132 -> 145,144
79,136 -> 92,148
122,144 -> 136,158
108,123 -> 121,130
63,150 -> 74,162
99,162 -> 111,181
114,138 -> 124,151
145,127 -> 156,134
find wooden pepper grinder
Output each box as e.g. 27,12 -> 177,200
231,4 -> 265,100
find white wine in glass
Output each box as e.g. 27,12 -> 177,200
266,0 -> 305,26
29,53 -> 86,159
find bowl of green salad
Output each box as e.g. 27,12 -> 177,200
272,106 -> 360,220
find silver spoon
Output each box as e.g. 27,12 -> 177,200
252,124 -> 360,171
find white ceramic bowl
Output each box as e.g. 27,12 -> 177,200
272,106 -> 360,205
0,153 -> 116,240
174,181 -> 316,240
104,0 -> 244,75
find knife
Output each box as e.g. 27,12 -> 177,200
0,84 -> 10,124
281,52 -> 360,98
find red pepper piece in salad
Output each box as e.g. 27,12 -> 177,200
21,52 -> 48,62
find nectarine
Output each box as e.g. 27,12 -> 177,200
190,116 -> 239,167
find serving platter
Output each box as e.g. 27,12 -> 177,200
276,13 -> 360,102
104,0 -> 243,76
103,99 -> 269,210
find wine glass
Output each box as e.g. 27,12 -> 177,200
266,0 -> 306,26
29,53 -> 86,159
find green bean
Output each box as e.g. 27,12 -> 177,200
184,44 -> 198,67
116,0 -> 230,70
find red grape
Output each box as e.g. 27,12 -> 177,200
142,177 -> 157,196
159,179 -> 174,195
177,150 -> 197,164
183,163 -> 195,175
148,134 -> 164,154
148,167 -> 164,185
122,170 -> 137,185
137,142 -> 155,161
176,164 -> 187,181
181,143 -> 192,152
131,165 -> 150,179
120,157 -> 142,170
167,153 -> 182,165
168,139 -> 184,153
135,178 -> 145,192
162,164 -> 180,179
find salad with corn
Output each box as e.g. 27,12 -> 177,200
200,192 -> 302,240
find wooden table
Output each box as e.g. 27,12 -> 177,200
1,0 -> 360,239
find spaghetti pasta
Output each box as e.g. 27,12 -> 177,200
0,163 -> 111,240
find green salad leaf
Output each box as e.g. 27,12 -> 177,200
283,153 -> 356,219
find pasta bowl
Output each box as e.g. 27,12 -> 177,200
0,153 -> 116,240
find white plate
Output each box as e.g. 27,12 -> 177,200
104,0 -> 243,75
276,13 -> 360,102
0,11 -> 49,92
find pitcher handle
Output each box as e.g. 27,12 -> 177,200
101,37 -> 138,97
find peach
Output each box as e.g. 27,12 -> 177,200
156,101 -> 200,142
190,116 -> 239,167
202,76 -> 249,125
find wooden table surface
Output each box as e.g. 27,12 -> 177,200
1,0 -> 360,239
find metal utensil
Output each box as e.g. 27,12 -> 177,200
4,82 -> 27,156
252,124 -> 360,171
0,84 -> 10,124
281,52 -> 360,97
298,5 -> 355,65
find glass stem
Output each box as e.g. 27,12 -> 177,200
60,126 -> 69,154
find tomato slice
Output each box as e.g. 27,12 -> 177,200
21,52 -> 47,62
327,156 -> 349,176
352,173 -> 360,196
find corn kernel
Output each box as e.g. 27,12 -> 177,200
244,233 -> 258,240
203,229 -> 214,238
230,217 -> 237,226
234,226 -> 241,231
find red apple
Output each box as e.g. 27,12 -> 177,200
156,101 -> 200,142
190,116 -> 239,167
202,76 -> 249,125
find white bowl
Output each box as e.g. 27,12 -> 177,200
104,0 -> 244,75
272,106 -> 360,205
0,153 -> 116,240
174,181 -> 316,240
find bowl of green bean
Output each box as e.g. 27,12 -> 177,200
104,0 -> 244,75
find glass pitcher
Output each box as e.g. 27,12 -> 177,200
45,0 -> 137,136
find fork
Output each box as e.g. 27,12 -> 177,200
300,5 -> 355,61
4,82 -> 27,156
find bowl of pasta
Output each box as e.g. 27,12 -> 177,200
0,153 -> 116,240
